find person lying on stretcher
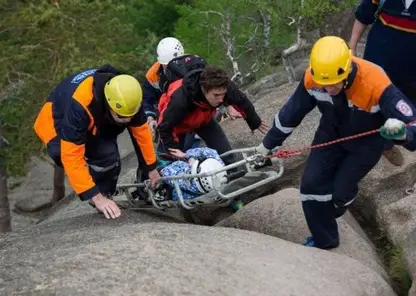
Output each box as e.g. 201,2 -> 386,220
160,147 -> 244,210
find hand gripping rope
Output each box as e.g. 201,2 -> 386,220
264,120 -> 416,159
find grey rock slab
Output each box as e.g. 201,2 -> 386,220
222,82 -> 321,190
216,188 -> 390,282
404,229 -> 416,296
0,218 -> 396,296
10,130 -> 137,229
244,72 -> 289,97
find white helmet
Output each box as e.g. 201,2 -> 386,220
156,37 -> 184,65
191,158 -> 227,193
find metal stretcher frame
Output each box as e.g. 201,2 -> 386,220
115,146 -> 284,210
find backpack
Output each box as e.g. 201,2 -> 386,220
161,54 -> 207,92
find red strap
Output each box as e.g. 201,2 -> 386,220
265,120 -> 416,159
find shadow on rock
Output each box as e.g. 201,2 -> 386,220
215,187 -> 391,283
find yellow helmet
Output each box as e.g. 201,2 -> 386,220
104,74 -> 143,117
309,36 -> 352,85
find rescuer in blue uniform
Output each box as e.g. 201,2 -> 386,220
349,0 -> 416,166
256,36 -> 416,249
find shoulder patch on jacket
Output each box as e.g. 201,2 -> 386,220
71,69 -> 97,84
396,99 -> 413,116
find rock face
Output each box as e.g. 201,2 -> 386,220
223,82 -> 320,192
350,146 -> 416,294
244,72 -> 289,97
42,166 -> 190,225
9,156 -> 73,229
319,8 -> 357,41
9,130 -> 137,230
354,148 -> 416,224
216,188 -> 390,282
372,189 -> 416,295
380,193 -> 416,248
405,229 -> 416,296
0,209 -> 396,296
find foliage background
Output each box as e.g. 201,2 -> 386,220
0,0 -> 356,176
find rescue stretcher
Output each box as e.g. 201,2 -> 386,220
114,147 -> 284,210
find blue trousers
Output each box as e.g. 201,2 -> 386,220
300,129 -> 383,248
47,135 -> 121,197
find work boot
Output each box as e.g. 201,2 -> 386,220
382,146 -> 404,166
303,236 -> 316,247
302,236 -> 339,249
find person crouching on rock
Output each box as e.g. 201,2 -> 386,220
159,147 -> 244,211
33,65 -> 161,219
255,36 -> 416,249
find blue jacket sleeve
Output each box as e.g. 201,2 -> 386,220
142,79 -> 161,119
59,100 -> 91,144
355,0 -> 378,25
379,85 -> 416,151
59,100 -> 100,200
262,77 -> 317,150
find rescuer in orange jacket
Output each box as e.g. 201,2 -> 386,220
33,65 -> 161,219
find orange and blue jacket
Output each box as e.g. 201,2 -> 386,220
262,57 -> 416,152
157,69 -> 262,150
355,0 -> 416,84
142,61 -> 166,119
34,65 -> 157,200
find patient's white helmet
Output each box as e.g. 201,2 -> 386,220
156,37 -> 184,65
191,158 -> 227,193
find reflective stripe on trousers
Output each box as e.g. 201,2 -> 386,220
88,161 -> 119,173
300,193 -> 356,207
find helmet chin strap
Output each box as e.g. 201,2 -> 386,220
107,108 -> 130,126
103,97 -> 131,125
343,63 -> 355,89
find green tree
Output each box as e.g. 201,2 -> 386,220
0,0 -> 159,176
174,0 -> 295,85
127,0 -> 184,37
247,0 -> 357,81
174,0 -> 357,83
